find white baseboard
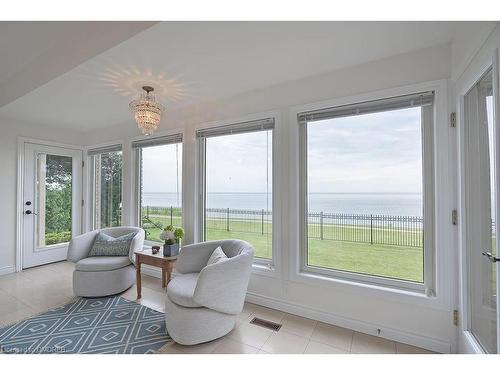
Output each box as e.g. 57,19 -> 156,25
0,265 -> 15,276
141,265 -> 164,279
141,265 -> 182,280
246,291 -> 452,354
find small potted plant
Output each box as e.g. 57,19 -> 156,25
160,225 -> 184,257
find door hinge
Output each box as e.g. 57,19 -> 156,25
450,112 -> 456,128
82,160 -> 85,168
453,310 -> 459,326
452,209 -> 458,225
82,199 -> 84,207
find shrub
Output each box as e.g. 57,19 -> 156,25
45,231 -> 72,245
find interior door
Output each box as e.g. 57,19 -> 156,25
464,65 -> 500,353
22,142 -> 82,268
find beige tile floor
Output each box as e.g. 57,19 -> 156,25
0,261 -> 434,354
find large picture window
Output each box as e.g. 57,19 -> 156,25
299,92 -> 434,290
197,118 -> 274,261
89,145 -> 123,230
133,134 -> 183,243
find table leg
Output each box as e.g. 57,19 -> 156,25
166,264 -> 172,285
136,261 -> 142,299
161,268 -> 166,288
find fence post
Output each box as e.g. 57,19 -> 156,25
261,209 -> 265,234
320,211 -> 324,240
226,208 -> 230,231
370,214 -> 373,244
170,206 -> 173,225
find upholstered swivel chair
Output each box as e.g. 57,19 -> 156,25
67,227 -> 145,297
165,239 -> 254,345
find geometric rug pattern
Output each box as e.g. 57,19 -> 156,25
0,296 -> 171,354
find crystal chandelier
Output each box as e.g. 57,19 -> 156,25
129,86 -> 165,136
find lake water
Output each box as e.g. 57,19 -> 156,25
143,192 -> 422,217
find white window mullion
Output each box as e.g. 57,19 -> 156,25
422,105 -> 436,296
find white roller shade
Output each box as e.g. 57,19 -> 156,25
298,91 -> 434,124
196,118 -> 274,139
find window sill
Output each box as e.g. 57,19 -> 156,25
292,269 -> 445,310
252,262 -> 280,278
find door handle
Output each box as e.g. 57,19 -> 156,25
482,251 -> 500,263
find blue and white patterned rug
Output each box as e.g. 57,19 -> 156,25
0,296 -> 171,354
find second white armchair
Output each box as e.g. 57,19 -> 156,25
165,239 -> 254,345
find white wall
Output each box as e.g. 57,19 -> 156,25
83,43 -> 456,352
0,117 -> 84,275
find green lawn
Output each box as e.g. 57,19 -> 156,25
308,238 -> 423,282
143,215 -> 423,283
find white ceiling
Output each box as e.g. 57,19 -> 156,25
0,22 -> 156,108
0,21 -> 495,131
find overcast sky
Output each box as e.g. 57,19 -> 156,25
142,107 -> 423,194
142,143 -> 182,193
206,131 -> 272,193
308,107 -> 423,193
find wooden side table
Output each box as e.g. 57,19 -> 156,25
134,248 -> 177,299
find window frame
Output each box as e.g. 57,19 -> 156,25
133,133 -> 184,246
298,93 -> 436,294
88,144 -> 123,231
196,117 -> 278,269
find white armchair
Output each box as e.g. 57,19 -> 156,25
67,227 -> 145,297
165,239 -> 254,345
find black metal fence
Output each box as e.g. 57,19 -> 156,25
142,206 -> 424,248
142,205 -> 182,228
206,208 -> 273,234
307,212 -> 423,248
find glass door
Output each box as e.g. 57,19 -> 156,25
22,143 -> 82,268
464,67 -> 499,353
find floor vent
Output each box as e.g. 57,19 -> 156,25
250,317 -> 282,331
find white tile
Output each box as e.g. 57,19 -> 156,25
226,322 -> 273,349
280,313 -> 317,338
212,338 -> 260,354
0,273 -> 35,292
8,281 -> 74,311
0,289 -> 33,315
261,330 -> 309,354
20,266 -> 66,283
243,302 -> 260,312
136,287 -> 166,312
238,303 -> 255,321
0,306 -> 37,327
310,322 -> 354,351
140,274 -> 165,292
304,340 -> 349,354
45,261 -> 75,276
351,332 -> 397,354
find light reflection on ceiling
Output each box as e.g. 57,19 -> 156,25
98,64 -> 191,103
